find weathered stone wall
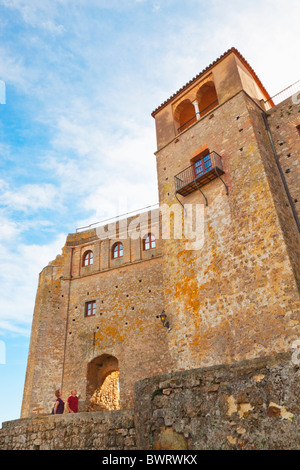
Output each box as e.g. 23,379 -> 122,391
62,254 -> 171,411
246,95 -> 300,291
0,411 -> 136,451
154,89 -> 300,372
267,96 -> 300,220
134,352 -> 300,450
21,255 -> 69,418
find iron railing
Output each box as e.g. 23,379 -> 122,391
264,79 -> 300,106
174,151 -> 224,194
76,203 -> 159,232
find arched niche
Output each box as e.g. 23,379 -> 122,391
86,354 -> 120,411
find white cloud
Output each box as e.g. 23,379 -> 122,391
0,47 -> 33,91
2,0 -> 65,33
0,233 -> 66,337
0,183 -> 61,213
0,213 -> 21,242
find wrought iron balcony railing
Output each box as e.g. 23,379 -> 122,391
174,151 -> 228,200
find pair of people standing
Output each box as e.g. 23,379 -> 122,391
52,389 -> 79,414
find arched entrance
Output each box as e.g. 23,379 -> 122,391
86,354 -> 120,411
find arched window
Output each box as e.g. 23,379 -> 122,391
196,81 -> 218,117
112,242 -> 123,259
174,99 -> 197,133
83,250 -> 93,266
143,234 -> 156,250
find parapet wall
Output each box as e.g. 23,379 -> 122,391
1,352 -> 299,450
0,410 -> 136,450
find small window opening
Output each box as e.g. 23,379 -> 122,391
83,250 -> 93,266
85,301 -> 96,317
143,233 -> 156,250
112,242 -> 123,259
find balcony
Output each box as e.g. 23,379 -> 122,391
174,151 -> 227,199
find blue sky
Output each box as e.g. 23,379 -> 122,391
0,0 -> 299,426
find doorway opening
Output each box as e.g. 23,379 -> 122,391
86,354 -> 120,411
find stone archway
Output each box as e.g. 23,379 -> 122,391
86,354 -> 120,411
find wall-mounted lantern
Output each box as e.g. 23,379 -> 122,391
159,310 -> 172,333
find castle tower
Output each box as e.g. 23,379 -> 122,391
21,48 -> 300,420
151,47 -> 300,371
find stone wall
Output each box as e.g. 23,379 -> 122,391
267,96 -> 300,220
134,352 -> 300,450
154,89 -> 300,372
0,411 -> 136,451
1,352 -> 299,450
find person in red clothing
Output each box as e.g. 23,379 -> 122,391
66,389 -> 79,413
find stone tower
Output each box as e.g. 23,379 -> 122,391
151,47 -> 300,372
21,48 -> 300,419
